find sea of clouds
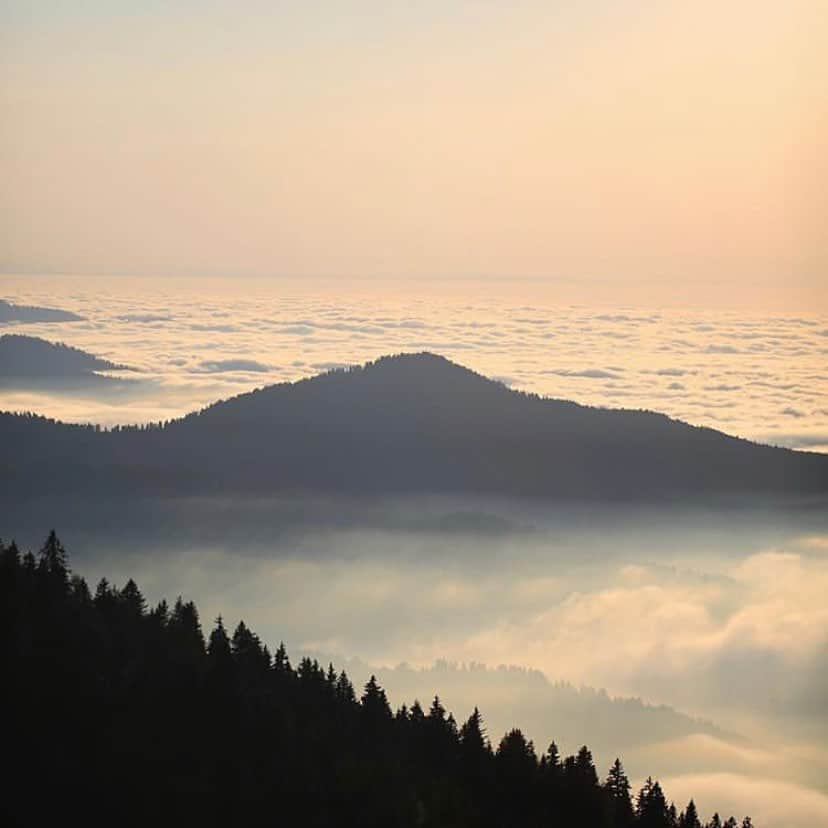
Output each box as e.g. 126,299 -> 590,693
1,275 -> 826,454
65,507 -> 828,828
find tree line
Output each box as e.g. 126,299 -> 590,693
1,532 -> 753,827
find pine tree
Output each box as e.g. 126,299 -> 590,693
207,616 -> 232,662
206,615 -> 234,696
574,745 -> 598,787
497,729 -> 537,772
428,695 -> 447,725
361,675 -> 391,722
459,707 -> 487,756
680,799 -> 701,828
120,578 -> 146,616
272,641 -> 291,674
94,577 -> 116,611
151,599 -> 169,626
233,620 -> 269,677
638,777 -> 671,828
336,670 -> 356,705
170,596 -> 205,659
38,530 -> 68,585
395,703 -> 409,723
606,758 -> 634,827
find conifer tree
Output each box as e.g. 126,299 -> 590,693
120,578 -> 146,615
680,799 -> 701,828
638,777 -> 671,828
151,598 -> 169,626
606,758 -> 634,827
208,616 -> 232,662
336,670 -> 356,705
272,641 -> 291,674
38,530 -> 68,583
574,745 -> 599,787
361,675 -> 391,721
459,707 -> 487,756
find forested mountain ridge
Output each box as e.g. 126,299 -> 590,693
1,352 -> 826,500
1,532 -> 753,828
0,298 -> 84,323
0,334 -> 125,378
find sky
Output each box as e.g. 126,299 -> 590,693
1,1 -> 826,309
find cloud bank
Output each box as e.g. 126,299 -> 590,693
1,277 -> 825,455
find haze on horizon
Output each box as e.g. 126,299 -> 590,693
1,0 -> 826,311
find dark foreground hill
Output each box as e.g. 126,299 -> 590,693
1,532 -> 750,828
1,352 -> 826,501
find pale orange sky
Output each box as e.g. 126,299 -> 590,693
1,1 -> 826,309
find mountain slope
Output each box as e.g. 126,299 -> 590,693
1,352 -> 826,500
0,298 -> 84,323
0,334 -> 123,379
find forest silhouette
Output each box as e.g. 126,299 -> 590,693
2,531 -> 754,828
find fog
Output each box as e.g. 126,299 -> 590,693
7,495 -> 827,826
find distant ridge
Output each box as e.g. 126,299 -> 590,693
0,298 -> 84,324
0,334 -> 125,379
1,352 -> 826,501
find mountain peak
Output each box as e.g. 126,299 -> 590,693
354,351 -> 498,389
2,348 -> 827,501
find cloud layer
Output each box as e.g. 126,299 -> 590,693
51,504 -> 827,828
1,277 -> 826,454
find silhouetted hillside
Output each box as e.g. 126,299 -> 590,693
307,656 -> 728,757
0,334 -> 124,379
1,532 -> 751,828
1,353 -> 826,500
0,298 -> 84,323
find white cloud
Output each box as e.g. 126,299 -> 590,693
661,773 -> 828,828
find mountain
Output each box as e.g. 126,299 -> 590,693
0,334 -> 125,380
0,298 -> 84,323
1,352 -> 826,500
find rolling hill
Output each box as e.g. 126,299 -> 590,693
1,352 -> 826,500
0,334 -> 123,379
